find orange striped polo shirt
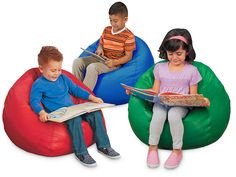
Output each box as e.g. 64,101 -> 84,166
99,26 -> 136,60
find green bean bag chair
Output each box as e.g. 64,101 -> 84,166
128,61 -> 230,149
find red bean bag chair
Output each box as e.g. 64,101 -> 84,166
2,68 -> 106,156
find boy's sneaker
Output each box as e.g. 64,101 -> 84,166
75,153 -> 97,167
147,149 -> 160,168
98,147 -> 120,159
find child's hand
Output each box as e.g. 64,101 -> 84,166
89,94 -> 104,103
105,59 -> 116,68
126,89 -> 131,95
95,46 -> 104,56
204,98 -> 210,107
39,110 -> 48,122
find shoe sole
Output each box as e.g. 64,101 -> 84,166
147,163 -> 160,168
164,164 -> 179,169
75,156 -> 97,167
98,150 -> 121,159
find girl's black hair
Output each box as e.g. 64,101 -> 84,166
159,28 -> 196,62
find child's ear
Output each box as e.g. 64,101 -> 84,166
124,17 -> 128,22
39,65 -> 43,73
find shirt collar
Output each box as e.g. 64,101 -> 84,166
111,26 -> 126,35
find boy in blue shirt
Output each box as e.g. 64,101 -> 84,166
30,46 -> 120,167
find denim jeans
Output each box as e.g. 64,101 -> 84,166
65,110 -> 110,155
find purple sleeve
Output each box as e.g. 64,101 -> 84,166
153,64 -> 160,80
190,67 -> 202,86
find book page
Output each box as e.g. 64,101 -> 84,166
48,102 -> 115,123
81,47 -> 107,62
121,83 -> 156,95
159,93 -> 209,107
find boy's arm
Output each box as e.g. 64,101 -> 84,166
30,82 -> 49,122
95,44 -> 104,56
105,33 -> 136,67
88,94 -> 104,103
106,50 -> 133,67
38,110 -> 49,122
30,83 -> 44,114
65,76 -> 104,103
65,75 -> 90,100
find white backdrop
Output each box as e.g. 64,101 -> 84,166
1,0 -> 235,176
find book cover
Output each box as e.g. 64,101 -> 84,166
81,47 -> 107,62
121,83 -> 210,107
48,102 -> 115,123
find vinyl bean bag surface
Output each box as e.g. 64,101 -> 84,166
79,36 -> 154,105
128,61 -> 230,149
2,68 -> 106,156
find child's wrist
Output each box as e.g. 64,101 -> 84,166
113,59 -> 119,66
39,109 -> 46,115
89,94 -> 95,100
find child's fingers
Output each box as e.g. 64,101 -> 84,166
126,90 -> 131,95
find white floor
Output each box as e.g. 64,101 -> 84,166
1,0 -> 236,177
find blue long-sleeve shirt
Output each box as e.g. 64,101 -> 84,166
30,74 -> 90,114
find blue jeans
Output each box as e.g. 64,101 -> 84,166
65,111 -> 110,155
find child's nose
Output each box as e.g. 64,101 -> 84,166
172,54 -> 178,59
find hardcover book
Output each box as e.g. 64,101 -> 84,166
121,83 -> 210,107
48,102 -> 115,123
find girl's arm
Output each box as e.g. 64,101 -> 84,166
189,84 -> 198,94
148,79 -> 160,93
190,84 -> 210,105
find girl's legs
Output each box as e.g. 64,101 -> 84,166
149,103 -> 168,147
147,103 -> 168,168
164,106 -> 188,169
168,106 -> 188,150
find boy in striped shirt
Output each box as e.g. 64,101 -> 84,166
73,2 -> 136,91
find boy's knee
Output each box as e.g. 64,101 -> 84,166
66,116 -> 82,126
86,63 -> 99,73
93,111 -> 103,117
73,58 -> 84,69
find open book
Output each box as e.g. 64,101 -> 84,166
81,47 -> 107,63
48,102 -> 115,123
121,83 -> 210,107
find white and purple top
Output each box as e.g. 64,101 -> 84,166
153,62 -> 202,94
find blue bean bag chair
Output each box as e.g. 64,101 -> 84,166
79,36 -> 154,105
128,61 -> 230,149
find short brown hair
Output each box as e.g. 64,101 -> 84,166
109,2 -> 128,17
38,46 -> 63,66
